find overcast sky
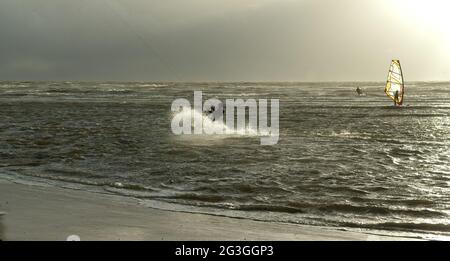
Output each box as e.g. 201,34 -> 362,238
1,0 -> 449,81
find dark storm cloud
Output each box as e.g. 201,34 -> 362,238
0,0 -> 448,81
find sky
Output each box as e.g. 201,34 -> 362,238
0,0 -> 449,81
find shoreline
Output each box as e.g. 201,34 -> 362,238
0,177 -> 424,241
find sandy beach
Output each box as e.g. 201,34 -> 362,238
0,178 -> 422,241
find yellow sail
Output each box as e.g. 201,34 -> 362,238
385,60 -> 405,105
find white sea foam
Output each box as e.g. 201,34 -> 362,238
172,107 -> 259,136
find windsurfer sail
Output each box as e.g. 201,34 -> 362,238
385,59 -> 405,106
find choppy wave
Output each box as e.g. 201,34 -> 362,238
171,107 -> 260,136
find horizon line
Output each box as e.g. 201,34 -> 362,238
1,79 -> 450,83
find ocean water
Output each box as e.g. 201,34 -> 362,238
1,81 -> 449,236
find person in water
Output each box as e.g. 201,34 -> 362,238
394,90 -> 400,106
205,105 -> 215,121
208,105 -> 215,114
204,105 -> 218,122
356,87 -> 363,96
204,104 -> 225,122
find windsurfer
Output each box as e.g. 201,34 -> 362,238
394,90 -> 399,106
385,60 -> 405,106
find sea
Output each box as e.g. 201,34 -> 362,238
0,81 -> 449,238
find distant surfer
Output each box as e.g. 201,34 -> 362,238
204,104 -> 223,122
394,90 -> 400,106
204,105 -> 216,121
356,87 -> 363,96
208,105 -> 216,114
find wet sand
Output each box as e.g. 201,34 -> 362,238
0,178 -> 420,241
